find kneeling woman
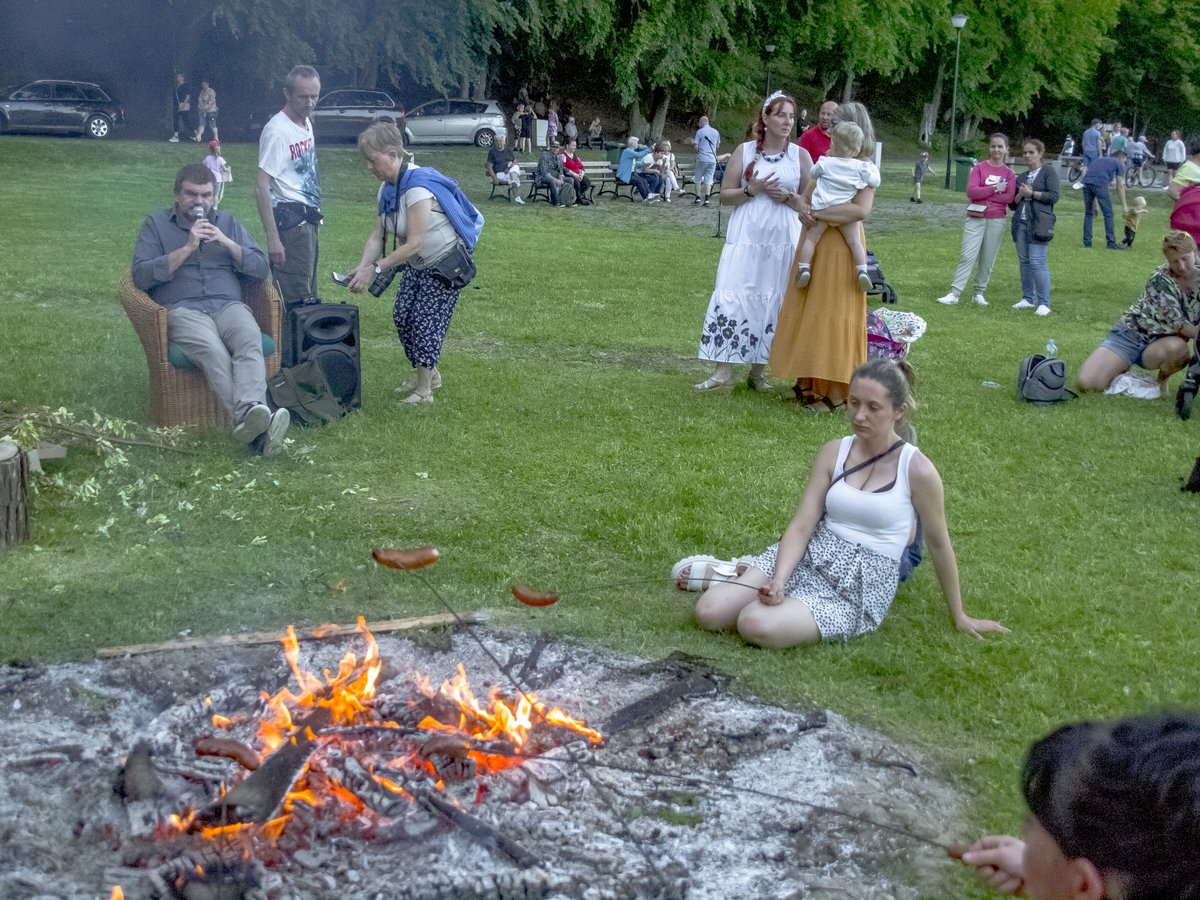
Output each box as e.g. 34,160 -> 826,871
348,122 -> 483,403
695,359 -> 1006,647
1077,229 -> 1199,393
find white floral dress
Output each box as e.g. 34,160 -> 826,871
697,142 -> 803,364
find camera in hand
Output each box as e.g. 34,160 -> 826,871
367,265 -> 398,297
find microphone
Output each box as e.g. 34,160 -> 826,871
191,205 -> 206,221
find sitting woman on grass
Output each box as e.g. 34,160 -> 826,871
694,359 -> 1007,648
1077,230 -> 1199,396
962,711 -> 1200,899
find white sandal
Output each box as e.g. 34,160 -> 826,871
671,555 -> 752,592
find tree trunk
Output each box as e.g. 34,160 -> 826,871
0,441 -> 30,549
627,101 -> 649,142
647,90 -> 670,143
959,115 -> 978,145
919,60 -> 945,145
841,69 -> 855,104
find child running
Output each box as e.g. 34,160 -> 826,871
795,121 -> 882,292
1123,195 -> 1147,247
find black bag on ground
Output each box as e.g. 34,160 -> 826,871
1017,354 -> 1078,404
267,359 -> 346,426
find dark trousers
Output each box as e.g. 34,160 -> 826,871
1123,226 -> 1137,247
1082,184 -> 1116,247
539,177 -> 575,206
629,171 -> 661,199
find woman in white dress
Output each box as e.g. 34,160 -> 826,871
694,91 -> 810,391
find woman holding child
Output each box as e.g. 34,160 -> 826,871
769,101 -> 877,413
694,358 -> 1006,647
693,91 -> 810,392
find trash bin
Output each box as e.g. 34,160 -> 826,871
955,157 -> 975,192
606,142 -> 623,167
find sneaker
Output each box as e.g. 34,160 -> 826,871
693,197 -> 702,206
1072,182 -> 1083,189
936,292 -> 959,305
664,194 -> 672,202
643,193 -> 660,202
168,135 -> 180,143
232,404 -> 271,444
1107,244 -> 1126,251
1035,304 -> 1051,316
972,293 -> 989,306
513,196 -> 525,205
796,266 -> 811,288
258,408 -> 290,457
916,198 -> 923,204
1012,299 -> 1036,309
702,199 -> 711,207
856,270 -> 874,292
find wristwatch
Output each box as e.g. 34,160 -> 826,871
743,185 -> 753,198
374,264 -> 383,274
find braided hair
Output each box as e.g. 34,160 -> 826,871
743,92 -> 797,183
1022,712 -> 1200,899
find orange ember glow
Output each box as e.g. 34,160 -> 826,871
175,617 -> 601,844
111,888 -> 124,900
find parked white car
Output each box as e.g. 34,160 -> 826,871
405,99 -> 507,147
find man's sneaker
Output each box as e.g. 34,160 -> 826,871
643,193 -> 660,202
693,197 -> 702,206
168,135 -> 180,143
513,195 -> 525,205
232,404 -> 271,444
1012,299 -> 1036,309
258,408 -> 290,457
702,199 -> 711,207
1035,304 -> 1052,316
936,292 -> 959,305
972,293 -> 989,306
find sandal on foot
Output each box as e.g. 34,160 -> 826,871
395,369 -> 442,393
400,390 -> 433,404
671,555 -> 750,592
803,396 -> 843,414
747,372 -> 771,392
693,376 -> 734,392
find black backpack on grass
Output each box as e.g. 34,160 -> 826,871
1017,355 -> 1078,405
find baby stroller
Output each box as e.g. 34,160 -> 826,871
863,250 -> 897,305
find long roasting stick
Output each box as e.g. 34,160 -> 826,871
96,611 -> 490,659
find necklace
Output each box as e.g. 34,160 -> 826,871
760,147 -> 787,163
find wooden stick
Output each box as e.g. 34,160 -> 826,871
96,611 -> 490,659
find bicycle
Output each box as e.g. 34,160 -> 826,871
1125,158 -> 1161,188
1065,156 -> 1085,183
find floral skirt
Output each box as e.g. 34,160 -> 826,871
749,520 -> 900,640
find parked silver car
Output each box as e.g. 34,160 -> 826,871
405,99 -> 507,147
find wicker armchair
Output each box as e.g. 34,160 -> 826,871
118,275 -> 282,429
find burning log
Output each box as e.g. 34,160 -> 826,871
418,789 -> 537,868
602,671 -> 723,736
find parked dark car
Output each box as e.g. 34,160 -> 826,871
405,99 -> 507,147
0,80 -> 125,139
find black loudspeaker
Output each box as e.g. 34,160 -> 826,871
288,302 -> 361,410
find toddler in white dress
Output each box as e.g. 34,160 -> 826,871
795,122 -> 882,292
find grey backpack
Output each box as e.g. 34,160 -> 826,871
1017,355 -> 1078,405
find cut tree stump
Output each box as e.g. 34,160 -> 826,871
0,441 -> 30,549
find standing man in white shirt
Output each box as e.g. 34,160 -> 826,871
256,65 -> 322,307
691,116 -> 721,207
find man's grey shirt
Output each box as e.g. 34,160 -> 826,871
132,207 -> 269,316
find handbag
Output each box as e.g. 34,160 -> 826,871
426,241 -> 476,290
1033,205 -> 1056,242
966,203 -> 988,218
267,359 -> 346,426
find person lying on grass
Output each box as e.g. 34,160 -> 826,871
1077,230 -> 1200,396
694,358 -> 1007,648
961,710 -> 1200,899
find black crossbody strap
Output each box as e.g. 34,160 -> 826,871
830,439 -> 905,487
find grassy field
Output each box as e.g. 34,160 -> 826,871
1,133 -> 1197,894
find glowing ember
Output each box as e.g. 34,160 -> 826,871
164,617 -> 602,844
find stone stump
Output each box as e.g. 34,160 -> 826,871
0,441 -> 30,548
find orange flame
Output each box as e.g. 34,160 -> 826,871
111,888 -> 124,900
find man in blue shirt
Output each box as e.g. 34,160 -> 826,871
133,163 -> 289,454
616,137 -> 661,201
692,116 -> 721,206
1081,118 -> 1103,166
1081,150 -> 1127,250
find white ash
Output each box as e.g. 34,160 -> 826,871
0,629 -> 971,898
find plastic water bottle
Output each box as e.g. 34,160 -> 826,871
1046,339 -> 1057,357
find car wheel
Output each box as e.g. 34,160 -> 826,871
86,115 -> 111,139
474,129 -> 495,148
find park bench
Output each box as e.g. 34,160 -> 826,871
525,159 -> 610,205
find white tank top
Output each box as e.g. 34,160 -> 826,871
824,436 -> 917,561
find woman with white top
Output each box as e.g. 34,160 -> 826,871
695,359 -> 1007,647
347,122 -> 483,404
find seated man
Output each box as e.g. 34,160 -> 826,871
1077,230 -> 1199,397
535,142 -> 575,207
485,134 -> 524,204
616,136 -> 661,202
559,138 -> 592,205
132,163 -> 289,455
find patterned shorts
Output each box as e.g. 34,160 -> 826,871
749,521 -> 900,640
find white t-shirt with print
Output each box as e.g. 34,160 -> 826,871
377,167 -> 459,269
258,111 -> 321,209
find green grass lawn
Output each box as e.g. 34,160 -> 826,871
1,135 -> 1196,895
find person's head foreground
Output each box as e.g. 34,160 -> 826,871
849,359 -> 917,444
1019,711 -> 1200,899
283,64 -> 320,124
358,122 -> 406,181
829,122 -> 864,159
